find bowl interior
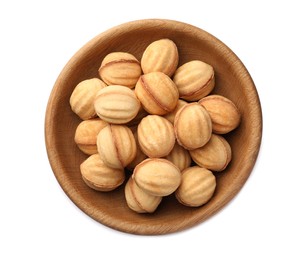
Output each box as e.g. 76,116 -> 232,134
45,19 -> 262,235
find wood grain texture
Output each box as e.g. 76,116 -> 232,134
45,19 -> 262,235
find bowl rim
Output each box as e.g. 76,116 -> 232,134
45,18 -> 262,235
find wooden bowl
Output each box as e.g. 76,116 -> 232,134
45,19 -> 262,235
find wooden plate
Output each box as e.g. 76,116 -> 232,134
45,19 -> 262,235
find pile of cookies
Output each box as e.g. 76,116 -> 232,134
69,39 -> 241,213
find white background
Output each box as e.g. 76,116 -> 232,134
1,0 -> 306,259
